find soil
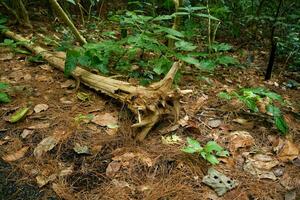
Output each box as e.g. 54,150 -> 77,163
0,26 -> 300,200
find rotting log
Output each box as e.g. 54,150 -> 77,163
3,30 -> 183,141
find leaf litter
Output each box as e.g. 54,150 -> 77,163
1,44 -> 300,200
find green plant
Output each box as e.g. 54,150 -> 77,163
0,39 -> 30,55
0,82 -> 11,103
182,137 -> 229,165
218,87 -> 288,134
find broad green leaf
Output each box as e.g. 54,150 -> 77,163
175,40 -> 197,51
0,82 -> 9,90
216,150 -> 229,157
64,49 -> 81,76
204,141 -> 224,154
173,12 -> 190,16
193,13 -> 219,21
274,115 -> 289,135
177,55 -> 200,67
239,96 -> 258,112
199,59 -> 217,71
210,43 -> 232,52
218,92 -> 232,100
266,104 -> 281,117
217,55 -> 238,66
157,27 -> 184,38
186,137 -> 201,149
152,15 -> 173,21
205,154 -> 220,165
182,146 -> 199,154
66,0 -> 76,5
9,107 -> 29,123
0,92 -> 10,103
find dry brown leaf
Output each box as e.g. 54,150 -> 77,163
112,151 -> 153,167
106,161 -> 121,177
21,129 -> 34,138
277,140 -> 299,162
185,95 -> 208,114
34,131 -> 66,158
0,52 -> 14,61
228,131 -> 255,153
28,123 -> 50,129
36,174 -> 56,187
233,118 -> 254,129
2,146 -> 29,162
34,104 -> 49,113
243,154 -> 279,180
35,75 -> 53,82
91,112 -> 118,127
0,140 -> 7,146
207,119 -> 222,128
24,74 -> 32,81
60,79 -> 75,88
39,64 -> 53,72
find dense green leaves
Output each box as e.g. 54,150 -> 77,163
0,82 -> 11,103
218,88 -> 289,135
182,137 -> 229,165
0,92 -> 10,103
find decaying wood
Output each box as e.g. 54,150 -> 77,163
4,30 -> 182,141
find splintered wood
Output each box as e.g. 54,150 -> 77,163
4,30 -> 183,141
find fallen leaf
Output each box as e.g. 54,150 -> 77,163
233,118 -> 254,129
112,179 -> 130,188
112,151 -> 153,167
36,174 -> 56,187
28,123 -> 50,129
21,129 -> 34,138
0,140 -> 7,146
35,75 -> 53,82
60,97 -> 73,104
185,95 -> 208,114
34,131 -> 65,158
92,112 -> 118,127
162,134 -> 183,145
243,154 -> 279,180
2,146 -> 29,162
73,143 -> 90,154
227,131 -> 255,153
276,140 -> 299,162
39,64 -> 53,72
0,52 -> 14,61
178,115 -> 189,127
9,107 -> 29,123
34,104 -> 49,113
59,166 -> 73,177
106,161 -> 121,177
60,80 -> 75,88
202,168 -> 238,196
207,119 -> 222,128
24,74 -> 32,81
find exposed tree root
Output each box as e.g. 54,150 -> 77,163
4,30 -> 183,141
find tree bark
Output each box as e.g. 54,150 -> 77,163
3,30 -> 183,141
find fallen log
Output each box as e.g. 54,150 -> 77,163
4,30 -> 182,141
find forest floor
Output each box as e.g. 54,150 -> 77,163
0,27 -> 300,200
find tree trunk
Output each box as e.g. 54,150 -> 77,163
49,0 -> 87,45
4,30 -> 184,141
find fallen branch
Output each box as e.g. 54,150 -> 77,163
4,30 -> 182,141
